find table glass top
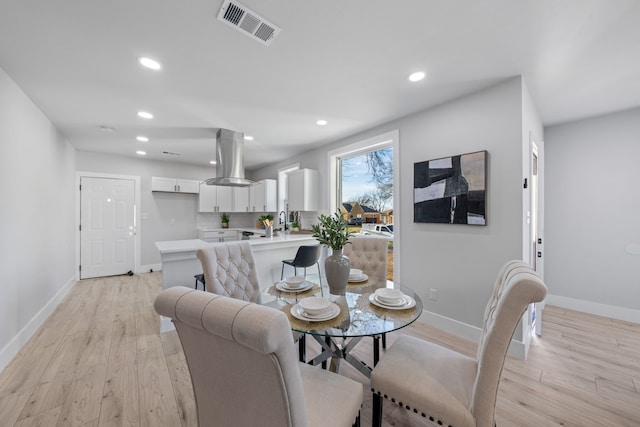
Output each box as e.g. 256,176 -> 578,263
258,277 -> 423,338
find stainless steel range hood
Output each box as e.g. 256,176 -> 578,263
205,128 -> 254,187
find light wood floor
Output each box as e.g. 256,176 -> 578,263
1,273 -> 639,426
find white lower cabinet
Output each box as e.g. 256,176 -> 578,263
199,229 -> 239,242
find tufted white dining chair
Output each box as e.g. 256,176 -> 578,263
196,240 -> 260,302
343,235 -> 389,281
343,235 -> 390,348
370,260 -> 547,427
154,286 -> 363,427
197,240 -> 304,351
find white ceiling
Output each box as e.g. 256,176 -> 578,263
0,0 -> 638,170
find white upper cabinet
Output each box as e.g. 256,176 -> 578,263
198,183 -> 216,212
152,177 -> 200,194
250,179 -> 277,212
216,186 -> 234,212
287,169 -> 320,211
198,183 -> 234,212
199,180 -> 276,213
233,186 -> 250,212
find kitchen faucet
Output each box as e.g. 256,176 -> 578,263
279,210 -> 289,231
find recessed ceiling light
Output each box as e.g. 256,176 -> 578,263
136,136 -> 149,142
137,111 -> 153,119
138,57 -> 162,70
244,135 -> 254,141
209,160 -> 217,165
408,71 -> 426,82
316,119 -> 328,126
136,150 -> 147,155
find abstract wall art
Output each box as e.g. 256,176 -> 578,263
414,150 -> 487,225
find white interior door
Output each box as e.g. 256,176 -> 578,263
80,177 -> 135,279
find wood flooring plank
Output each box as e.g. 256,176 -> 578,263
165,361 -> 196,427
98,340 -> 139,427
137,338 -> 181,427
0,327 -> 63,396
17,381 -> 71,422
0,388 -> 33,426
15,405 -> 62,427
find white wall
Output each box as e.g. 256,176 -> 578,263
255,78 -> 529,344
0,66 -> 77,370
76,152 -> 219,267
545,107 -> 640,321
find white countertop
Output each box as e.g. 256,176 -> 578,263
155,234 -> 318,254
197,227 -> 266,235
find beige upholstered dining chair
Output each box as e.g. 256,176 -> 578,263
344,235 -> 391,347
154,286 -> 363,427
196,240 -> 260,302
370,260 -> 547,427
343,235 -> 389,280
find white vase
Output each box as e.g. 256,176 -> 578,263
325,248 -> 350,295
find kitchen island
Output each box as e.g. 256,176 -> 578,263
156,233 -> 320,289
156,234 -> 323,329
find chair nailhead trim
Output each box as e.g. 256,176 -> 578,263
372,388 -> 450,427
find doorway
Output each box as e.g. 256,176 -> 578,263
78,175 -> 138,279
530,141 -> 544,336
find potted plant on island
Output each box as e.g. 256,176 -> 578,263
311,211 -> 354,295
221,212 -> 230,229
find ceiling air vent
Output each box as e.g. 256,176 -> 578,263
217,0 -> 281,46
162,151 -> 182,156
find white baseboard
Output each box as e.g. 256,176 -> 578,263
547,294 -> 640,324
0,275 -> 76,372
415,309 -> 527,359
139,263 -> 162,273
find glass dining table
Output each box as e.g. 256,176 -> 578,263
258,276 -> 423,378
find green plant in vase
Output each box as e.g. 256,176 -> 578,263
311,212 -> 354,295
221,212 -> 230,228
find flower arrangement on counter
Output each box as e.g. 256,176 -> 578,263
257,214 -> 274,229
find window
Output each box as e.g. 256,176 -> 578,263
329,129 -> 399,281
339,147 -> 393,225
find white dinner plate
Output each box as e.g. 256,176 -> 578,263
348,273 -> 368,283
275,281 -> 313,293
369,294 -> 416,310
290,303 -> 340,321
372,294 -> 406,307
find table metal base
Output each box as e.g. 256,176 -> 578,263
298,334 -> 381,378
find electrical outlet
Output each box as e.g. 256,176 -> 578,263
429,288 -> 437,301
